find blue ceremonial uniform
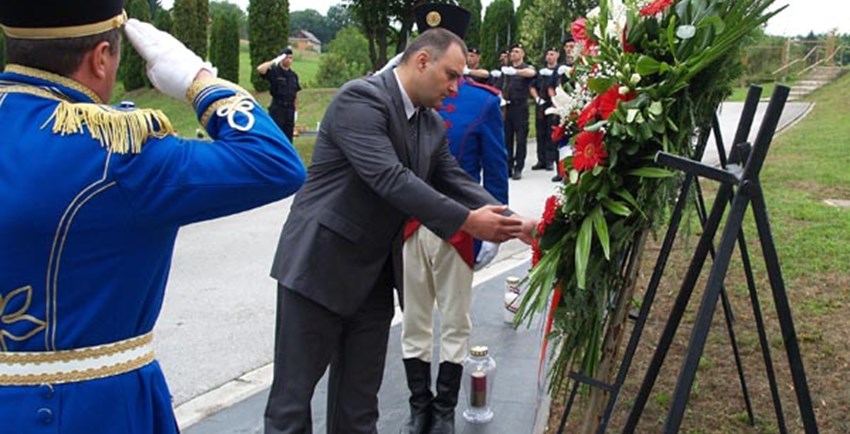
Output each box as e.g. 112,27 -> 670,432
0,66 -> 306,432
441,78 -> 508,207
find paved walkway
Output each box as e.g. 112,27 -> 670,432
163,100 -> 812,433
184,261 -> 545,434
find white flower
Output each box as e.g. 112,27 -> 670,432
618,85 -> 630,95
630,73 -> 641,85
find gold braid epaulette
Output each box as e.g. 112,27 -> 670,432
0,75 -> 175,155
46,101 -> 175,154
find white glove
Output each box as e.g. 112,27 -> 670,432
535,96 -> 545,106
294,111 -> 298,122
489,70 -> 502,78
124,18 -> 217,100
539,68 -> 554,77
474,242 -> 500,271
501,66 -> 517,76
376,53 -> 403,75
272,53 -> 288,65
557,64 -> 572,76
463,66 -> 471,75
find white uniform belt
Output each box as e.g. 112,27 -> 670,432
0,332 -> 154,386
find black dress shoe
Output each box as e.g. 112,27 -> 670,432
545,166 -> 554,171
551,174 -> 563,182
530,163 -> 547,171
511,172 -> 522,180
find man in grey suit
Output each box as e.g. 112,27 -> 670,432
265,28 -> 536,434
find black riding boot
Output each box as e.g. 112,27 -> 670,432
400,358 -> 434,434
428,362 -> 463,434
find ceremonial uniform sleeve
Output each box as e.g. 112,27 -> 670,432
112,78 -> 307,226
328,82 -> 478,239
479,94 -> 508,205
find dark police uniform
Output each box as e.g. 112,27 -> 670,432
533,64 -> 559,170
501,62 -> 534,177
264,62 -> 301,141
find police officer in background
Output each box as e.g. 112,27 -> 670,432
500,43 -> 536,180
487,50 -> 509,89
464,47 -> 490,84
257,48 -> 301,141
530,47 -> 561,172
552,34 -> 579,182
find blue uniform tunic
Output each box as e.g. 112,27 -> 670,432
0,66 -> 306,433
404,77 -> 508,262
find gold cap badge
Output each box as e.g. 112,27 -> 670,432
426,11 -> 441,27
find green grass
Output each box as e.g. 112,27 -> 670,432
727,82 -> 778,101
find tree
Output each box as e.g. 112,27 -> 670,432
349,0 -> 393,70
519,0 -> 595,65
248,0 -> 289,91
326,4 -> 354,40
173,0 -> 199,55
290,9 -> 333,43
195,0 -> 210,58
480,0 -> 515,69
458,0 -> 482,50
210,1 -> 247,40
315,26 -> 370,88
121,0 -> 152,91
154,7 -> 173,32
210,10 -> 240,82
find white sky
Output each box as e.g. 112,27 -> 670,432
161,0 -> 850,36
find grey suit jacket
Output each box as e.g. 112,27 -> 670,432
271,72 -> 498,316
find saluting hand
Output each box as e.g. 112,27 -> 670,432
124,19 -> 217,100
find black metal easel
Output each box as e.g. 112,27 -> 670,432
623,84 -> 819,433
554,85 -> 818,433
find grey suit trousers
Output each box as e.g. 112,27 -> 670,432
264,262 -> 394,434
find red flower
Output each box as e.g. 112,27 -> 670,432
640,0 -> 674,16
597,85 -> 635,120
551,124 -> 565,143
577,98 -> 600,129
572,131 -> 607,172
536,196 -> 559,235
571,18 -> 598,56
622,25 -> 635,53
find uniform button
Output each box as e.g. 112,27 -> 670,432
40,383 -> 55,399
37,408 -> 53,424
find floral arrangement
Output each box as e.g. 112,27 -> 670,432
517,0 -> 782,390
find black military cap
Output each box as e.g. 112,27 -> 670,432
279,48 -> 293,56
509,42 -> 524,51
415,3 -> 471,39
562,33 -> 575,43
468,47 -> 481,55
0,0 -> 126,39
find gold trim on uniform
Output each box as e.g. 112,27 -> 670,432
0,332 -> 152,364
0,352 -> 155,386
1,11 -> 127,40
4,64 -> 103,103
48,102 -> 175,154
186,76 -> 251,102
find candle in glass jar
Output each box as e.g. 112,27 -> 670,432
470,370 -> 487,407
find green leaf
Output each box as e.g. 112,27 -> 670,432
588,77 -> 616,94
575,216 -> 593,289
602,198 -> 632,217
626,167 -> 675,178
585,120 -> 608,132
635,55 -> 660,75
590,205 -> 610,260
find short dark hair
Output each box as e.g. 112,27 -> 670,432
5,28 -> 121,76
400,27 -> 467,65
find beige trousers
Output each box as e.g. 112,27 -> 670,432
401,227 -> 473,364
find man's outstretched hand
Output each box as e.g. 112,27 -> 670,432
461,205 -> 537,244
